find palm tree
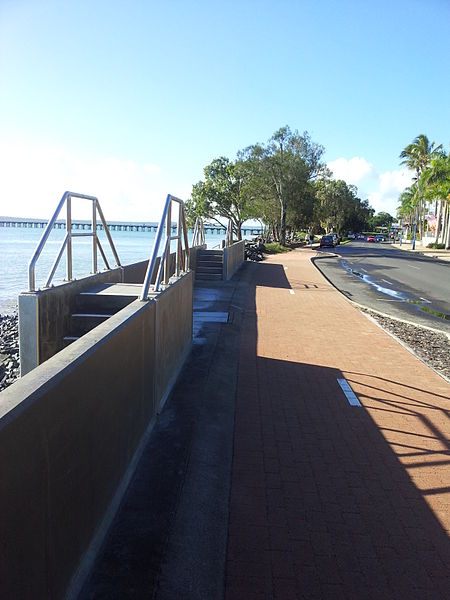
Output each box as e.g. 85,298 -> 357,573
420,153 -> 450,247
400,135 -> 443,249
397,186 -> 417,242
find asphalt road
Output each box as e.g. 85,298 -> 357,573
313,241 -> 450,334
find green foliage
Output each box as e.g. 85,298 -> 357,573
186,156 -> 256,239
263,242 -> 291,254
241,126 -> 327,245
427,242 -> 446,249
400,134 -> 443,176
188,125 -> 377,243
313,179 -> 373,235
367,211 -> 394,230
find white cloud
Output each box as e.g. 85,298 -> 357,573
327,155 -> 414,216
0,139 -> 191,221
367,168 -> 413,215
327,156 -> 374,185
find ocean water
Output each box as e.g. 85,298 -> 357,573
0,225 -> 234,314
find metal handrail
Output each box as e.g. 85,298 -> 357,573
140,194 -> 190,300
28,191 -> 121,291
192,217 -> 205,246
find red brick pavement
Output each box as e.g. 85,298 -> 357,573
225,250 -> 450,599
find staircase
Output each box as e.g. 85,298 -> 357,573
63,283 -> 141,347
195,249 -> 223,281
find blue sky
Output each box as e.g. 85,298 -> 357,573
0,0 -> 449,221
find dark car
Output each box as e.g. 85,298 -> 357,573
330,233 -> 340,245
320,235 -> 336,248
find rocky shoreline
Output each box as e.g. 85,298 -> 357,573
0,305 -> 449,393
0,312 -> 20,391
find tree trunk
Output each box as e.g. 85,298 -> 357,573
441,203 -> 448,245
280,199 -> 287,245
435,200 -> 442,243
445,205 -> 450,249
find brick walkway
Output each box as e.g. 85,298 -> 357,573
226,249 -> 450,599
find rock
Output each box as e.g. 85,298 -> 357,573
362,309 -> 450,380
0,312 -> 20,392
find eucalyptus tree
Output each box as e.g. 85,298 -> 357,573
186,156 -> 256,240
242,126 -> 327,245
313,179 -> 372,235
367,212 -> 394,231
399,134 -> 443,248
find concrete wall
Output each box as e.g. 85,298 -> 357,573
122,259 -> 148,283
189,244 -> 207,272
19,268 -> 124,374
155,274 -> 193,407
223,240 -> 245,280
0,271 -> 193,599
19,252 -> 188,375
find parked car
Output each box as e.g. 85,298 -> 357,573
366,235 -> 376,242
375,234 -> 385,242
330,233 -> 340,245
320,235 -> 336,248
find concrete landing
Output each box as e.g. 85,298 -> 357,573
78,282 -> 142,296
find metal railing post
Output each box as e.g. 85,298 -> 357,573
66,195 -> 72,281
164,201 -> 172,285
182,204 -> 190,270
92,199 -> 98,273
176,206 -> 182,276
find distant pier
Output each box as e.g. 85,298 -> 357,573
0,218 -> 262,236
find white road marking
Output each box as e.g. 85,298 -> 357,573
420,297 -> 431,304
408,265 -> 420,270
381,279 -> 392,285
360,268 -> 368,273
337,379 -> 362,407
289,289 -> 295,295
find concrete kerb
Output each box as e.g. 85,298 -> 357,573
391,243 -> 450,263
361,311 -> 450,385
310,252 -> 450,339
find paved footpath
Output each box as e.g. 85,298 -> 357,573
226,249 -> 450,599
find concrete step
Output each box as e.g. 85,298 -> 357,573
70,313 -> 114,336
198,250 -> 223,261
196,270 -> 223,277
196,265 -> 223,273
196,259 -> 223,267
75,292 -> 138,313
195,273 -> 223,281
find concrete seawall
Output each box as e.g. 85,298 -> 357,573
0,271 -> 193,599
223,240 -> 245,280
